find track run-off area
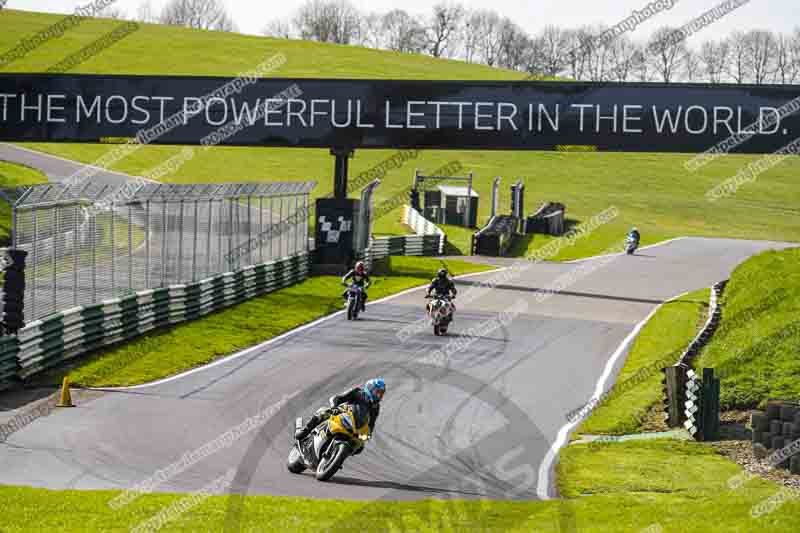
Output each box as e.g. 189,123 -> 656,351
0,172 -> 791,502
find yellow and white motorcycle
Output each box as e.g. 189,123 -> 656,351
287,403 -> 371,481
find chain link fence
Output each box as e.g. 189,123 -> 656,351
2,181 -> 315,322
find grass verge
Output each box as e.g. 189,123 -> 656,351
697,247 -> 800,409
33,256 -> 493,387
575,288 -> 710,436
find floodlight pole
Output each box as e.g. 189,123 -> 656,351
331,147 -> 354,199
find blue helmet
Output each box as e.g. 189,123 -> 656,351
364,378 -> 385,403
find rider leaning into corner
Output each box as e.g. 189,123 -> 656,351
627,227 -> 641,245
426,268 -> 458,313
294,378 -> 386,448
342,261 -> 371,312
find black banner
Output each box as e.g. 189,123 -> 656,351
1,73 -> 799,153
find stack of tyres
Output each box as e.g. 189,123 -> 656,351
2,250 -> 27,334
751,400 -> 800,474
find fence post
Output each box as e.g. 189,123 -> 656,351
177,200 -> 184,282
304,194 -> 309,252
279,196 -> 284,259
161,202 -> 168,287
259,195 -> 264,263
145,200 -> 151,289
128,203 -> 133,291
73,204 -> 79,306
52,206 -> 58,314
700,368 -> 721,441
247,194 -> 253,266
662,364 -> 688,428
192,199 -> 198,282
31,206 -> 37,319
206,199 -> 212,279
91,211 -> 97,303
111,206 -> 116,295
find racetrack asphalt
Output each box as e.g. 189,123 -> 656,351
0,231 -> 792,501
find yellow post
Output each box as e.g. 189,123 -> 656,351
57,377 -> 74,408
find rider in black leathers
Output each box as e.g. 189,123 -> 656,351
294,379 -> 385,445
342,261 -> 371,312
426,268 -> 457,316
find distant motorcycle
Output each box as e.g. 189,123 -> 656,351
344,284 -> 364,320
287,403 -> 371,481
426,295 -> 455,336
625,235 -> 639,255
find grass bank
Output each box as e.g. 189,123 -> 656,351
697,247 -> 800,409
33,256 -> 493,387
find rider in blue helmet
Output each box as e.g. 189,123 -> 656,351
295,378 -> 385,442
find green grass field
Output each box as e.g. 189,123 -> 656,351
697,247 -> 800,409
2,10 -> 800,258
0,160 -> 48,245
31,256 -> 493,387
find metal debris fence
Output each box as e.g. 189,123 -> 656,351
3,181 -> 315,322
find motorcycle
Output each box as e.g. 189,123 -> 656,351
625,235 -> 639,255
287,403 -> 371,481
344,284 -> 364,320
426,294 -> 455,336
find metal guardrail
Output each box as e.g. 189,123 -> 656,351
360,206 -> 445,270
0,253 -> 309,390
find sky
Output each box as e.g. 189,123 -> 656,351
5,0 -> 799,41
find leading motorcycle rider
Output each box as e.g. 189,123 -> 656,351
294,378 -> 386,442
627,227 -> 641,246
426,268 -> 457,314
342,261 -> 371,312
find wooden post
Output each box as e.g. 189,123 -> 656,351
663,365 -> 688,428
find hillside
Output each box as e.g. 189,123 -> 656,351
2,10 -> 799,257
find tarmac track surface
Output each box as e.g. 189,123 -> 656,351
0,236 -> 792,502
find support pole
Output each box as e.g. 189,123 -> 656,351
331,147 -> 354,199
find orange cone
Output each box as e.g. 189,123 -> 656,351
57,377 -> 74,408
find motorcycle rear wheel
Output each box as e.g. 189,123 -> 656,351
287,445 -> 306,474
316,442 -> 349,481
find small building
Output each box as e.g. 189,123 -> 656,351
423,185 -> 479,228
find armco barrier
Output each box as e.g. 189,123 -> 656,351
361,207 -> 445,270
0,253 -> 310,388
403,205 -> 446,254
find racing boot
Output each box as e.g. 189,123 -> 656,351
295,415 -> 321,441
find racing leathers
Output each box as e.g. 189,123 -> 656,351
342,269 -> 371,311
295,386 -> 381,446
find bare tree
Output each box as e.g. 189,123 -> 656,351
562,27 -> 593,80
698,39 -> 729,83
606,36 -> 639,82
382,9 -> 425,53
631,46 -> 653,82
425,3 -> 464,58
357,12 -> 385,49
294,0 -> 361,44
460,10 -> 482,63
161,0 -> 237,31
743,30 -> 776,84
262,18 -> 293,39
773,32 -> 798,84
497,18 -> 530,71
538,25 -> 569,77
647,26 -> 687,83
683,49 -> 702,82
135,1 -> 159,23
470,10 -> 503,66
726,31 -> 750,83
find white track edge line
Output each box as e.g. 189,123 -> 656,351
535,287 -> 697,499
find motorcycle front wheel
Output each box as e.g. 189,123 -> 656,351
347,297 -> 359,320
316,442 -> 350,481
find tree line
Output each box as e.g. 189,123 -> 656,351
102,0 -> 800,85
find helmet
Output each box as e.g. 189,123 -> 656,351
437,268 -> 448,279
364,378 -> 385,403
355,261 -> 365,274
